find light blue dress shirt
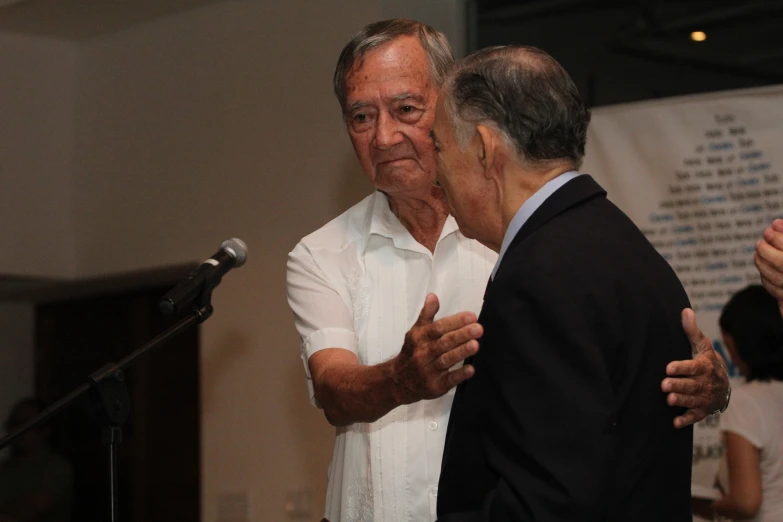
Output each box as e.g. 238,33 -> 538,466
490,170 -> 581,279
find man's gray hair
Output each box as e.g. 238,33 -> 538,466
333,19 -> 454,114
444,45 -> 591,168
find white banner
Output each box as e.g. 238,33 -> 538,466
582,84 -> 783,498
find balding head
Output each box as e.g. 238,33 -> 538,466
442,45 -> 590,169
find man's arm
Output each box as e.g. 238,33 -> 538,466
310,294 -> 482,426
755,218 -> 783,315
287,241 -> 483,425
661,218 -> 783,425
661,309 -> 730,428
711,432 -> 762,520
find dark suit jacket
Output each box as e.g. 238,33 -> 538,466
437,175 -> 693,521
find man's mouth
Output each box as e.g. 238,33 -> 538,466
375,157 -> 411,166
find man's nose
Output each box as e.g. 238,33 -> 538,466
373,111 -> 404,150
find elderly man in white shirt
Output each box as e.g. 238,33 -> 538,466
287,19 -> 731,522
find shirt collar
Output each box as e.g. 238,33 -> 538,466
490,171 -> 581,279
364,191 -> 460,254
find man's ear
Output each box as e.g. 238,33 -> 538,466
475,124 -> 501,179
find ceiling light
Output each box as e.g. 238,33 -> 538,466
690,31 -> 707,42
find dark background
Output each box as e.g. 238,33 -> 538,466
474,0 -> 783,106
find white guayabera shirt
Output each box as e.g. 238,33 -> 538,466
287,191 -> 495,522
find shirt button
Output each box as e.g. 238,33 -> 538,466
428,421 -> 438,431
430,487 -> 438,497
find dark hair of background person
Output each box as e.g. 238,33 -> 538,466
720,284 -> 783,382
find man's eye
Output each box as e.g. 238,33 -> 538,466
401,106 -> 414,113
350,112 -> 373,131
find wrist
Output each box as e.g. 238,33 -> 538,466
714,382 -> 731,415
385,355 -> 408,407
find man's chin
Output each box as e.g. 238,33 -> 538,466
453,217 -> 472,238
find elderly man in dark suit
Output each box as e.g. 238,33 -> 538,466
431,45 -> 693,521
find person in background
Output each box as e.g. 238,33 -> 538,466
0,398 -> 73,522
696,285 -> 783,521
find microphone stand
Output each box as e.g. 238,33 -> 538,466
0,272 -> 221,522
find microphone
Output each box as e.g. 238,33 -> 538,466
159,238 -> 248,316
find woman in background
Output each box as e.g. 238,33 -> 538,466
710,285 -> 783,521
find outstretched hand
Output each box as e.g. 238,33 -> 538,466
391,293 -> 483,405
755,218 -> 783,317
661,308 -> 730,428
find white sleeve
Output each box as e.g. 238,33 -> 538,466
286,241 -> 358,405
719,386 -> 765,449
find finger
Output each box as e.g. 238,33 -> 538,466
755,250 -> 783,287
759,271 -> 783,302
759,269 -> 783,298
756,238 -> 783,272
666,355 -> 706,377
673,408 -> 707,429
439,364 -> 475,391
666,392 -> 705,410
432,322 -> 483,354
436,339 -> 480,370
764,220 -> 783,249
661,377 -> 701,395
415,293 -> 440,327
681,308 -> 710,355
426,311 -> 477,341
755,255 -> 783,302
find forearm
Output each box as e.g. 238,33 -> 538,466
712,496 -> 758,520
314,356 -> 404,426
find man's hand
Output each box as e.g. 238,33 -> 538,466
391,293 -> 483,404
755,218 -> 783,316
661,308 -> 730,428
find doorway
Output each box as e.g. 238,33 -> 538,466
34,280 -> 200,522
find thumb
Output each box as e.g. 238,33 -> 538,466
681,308 -> 708,355
416,293 -> 440,326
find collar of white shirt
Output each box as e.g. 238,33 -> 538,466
490,171 -> 581,279
365,191 -> 460,255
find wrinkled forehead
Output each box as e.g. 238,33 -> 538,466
345,37 -> 435,95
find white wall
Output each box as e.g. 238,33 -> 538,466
70,2 -> 378,520
0,302 -> 35,459
0,33 -> 76,278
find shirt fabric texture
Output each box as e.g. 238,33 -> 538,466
287,190 -> 496,522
